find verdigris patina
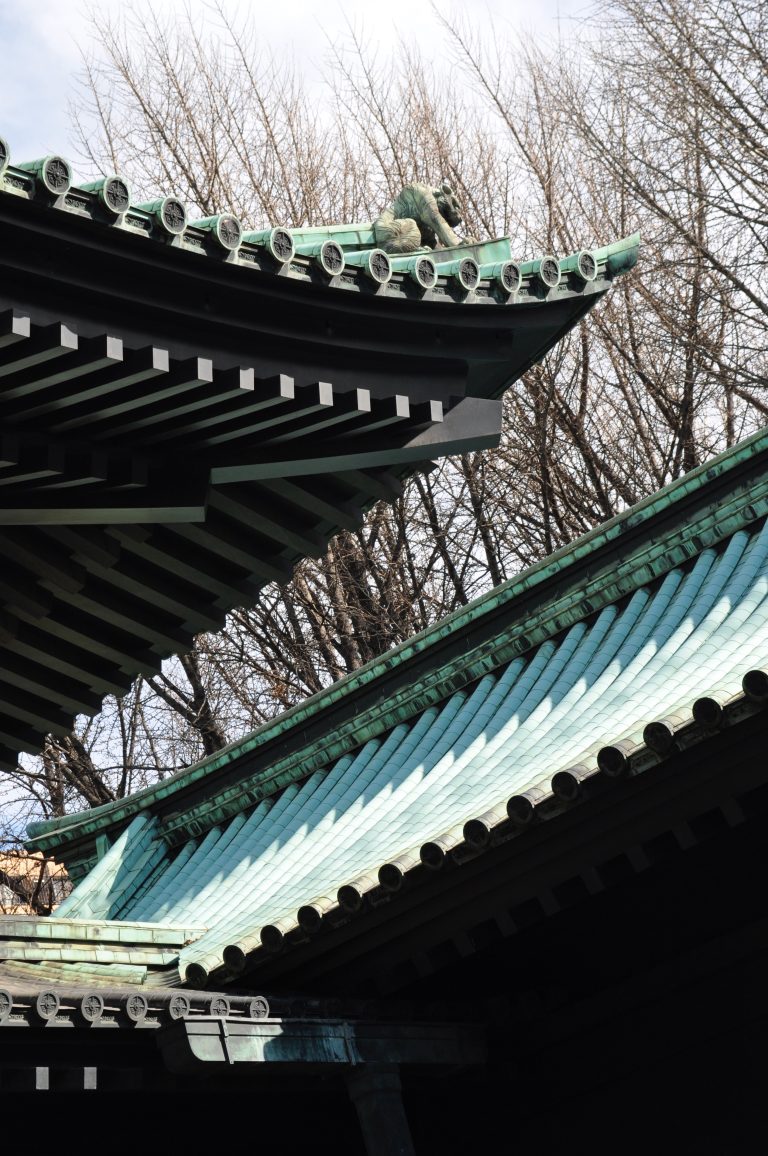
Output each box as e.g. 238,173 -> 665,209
373,179 -> 465,252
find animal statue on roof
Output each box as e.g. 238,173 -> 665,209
373,180 -> 465,253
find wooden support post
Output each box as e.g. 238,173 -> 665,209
346,1065 -> 415,1156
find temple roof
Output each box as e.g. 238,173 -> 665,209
24,423 -> 768,989
0,141 -> 638,765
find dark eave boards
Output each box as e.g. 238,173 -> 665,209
0,150 -> 639,765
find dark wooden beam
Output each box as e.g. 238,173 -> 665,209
258,477 -> 365,532
210,398 -> 501,482
0,323 -> 77,379
107,525 -> 259,608
138,373 -> 296,445
0,471 -> 209,525
208,487 -> 327,558
171,520 -> 292,585
0,335 -> 123,405
0,659 -> 100,715
2,628 -> 135,696
0,309 -> 31,350
39,347 -> 170,432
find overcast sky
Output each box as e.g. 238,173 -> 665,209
0,0 -> 582,173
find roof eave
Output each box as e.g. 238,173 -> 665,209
27,423 -> 768,863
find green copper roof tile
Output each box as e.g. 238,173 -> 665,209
0,917 -> 206,946
54,814 -> 159,919
26,423 -> 768,859
0,959 -> 150,986
49,499 -> 768,983
0,942 -> 180,966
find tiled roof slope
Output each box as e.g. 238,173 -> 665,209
38,426 -> 768,987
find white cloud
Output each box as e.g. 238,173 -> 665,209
0,0 -> 579,171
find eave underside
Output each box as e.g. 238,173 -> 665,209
0,225 -> 611,765
0,309 -> 506,766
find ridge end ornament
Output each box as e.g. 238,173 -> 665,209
373,179 -> 476,254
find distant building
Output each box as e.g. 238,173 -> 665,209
0,853 -> 69,915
